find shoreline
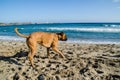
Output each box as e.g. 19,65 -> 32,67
0,38 -> 120,44
0,41 -> 120,80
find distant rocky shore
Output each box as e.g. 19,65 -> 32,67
0,22 -> 36,26
0,22 -> 62,26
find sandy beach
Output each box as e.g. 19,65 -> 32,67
0,41 -> 120,80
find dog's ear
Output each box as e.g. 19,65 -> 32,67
57,32 -> 64,36
60,32 -> 64,35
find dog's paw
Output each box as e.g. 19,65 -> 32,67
59,55 -> 65,59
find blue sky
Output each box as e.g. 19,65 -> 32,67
0,0 -> 120,23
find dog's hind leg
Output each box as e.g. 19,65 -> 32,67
27,39 -> 37,68
47,48 -> 50,58
47,48 -> 53,59
28,47 -> 36,68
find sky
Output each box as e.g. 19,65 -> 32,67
0,0 -> 120,23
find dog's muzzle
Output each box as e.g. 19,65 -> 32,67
65,38 -> 67,41
63,38 -> 67,41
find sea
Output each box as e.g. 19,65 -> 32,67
0,23 -> 120,44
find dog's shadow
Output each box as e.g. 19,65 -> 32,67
0,50 -> 28,66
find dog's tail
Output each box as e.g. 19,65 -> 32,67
14,28 -> 29,38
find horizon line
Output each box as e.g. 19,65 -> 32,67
1,22 -> 120,24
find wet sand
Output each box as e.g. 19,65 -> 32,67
0,41 -> 120,80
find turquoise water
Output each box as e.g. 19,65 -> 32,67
0,23 -> 120,44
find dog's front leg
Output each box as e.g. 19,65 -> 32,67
52,47 -> 65,59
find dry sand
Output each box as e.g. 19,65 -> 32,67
0,41 -> 120,80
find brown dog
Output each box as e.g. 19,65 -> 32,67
14,28 -> 67,67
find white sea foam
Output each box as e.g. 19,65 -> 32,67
110,25 -> 120,28
0,36 -> 25,41
0,36 -> 119,44
66,40 -> 120,44
45,27 -> 120,32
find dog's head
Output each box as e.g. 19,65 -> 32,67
57,32 -> 67,41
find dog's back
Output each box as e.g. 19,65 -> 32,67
28,32 -> 58,48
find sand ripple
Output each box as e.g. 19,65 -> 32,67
0,41 -> 120,80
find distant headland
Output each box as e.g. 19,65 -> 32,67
0,22 -> 44,26
0,22 -> 67,26
0,22 -> 120,26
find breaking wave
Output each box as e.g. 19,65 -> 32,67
44,27 -> 120,32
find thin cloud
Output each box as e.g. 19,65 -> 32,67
113,0 -> 120,2
117,6 -> 120,8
